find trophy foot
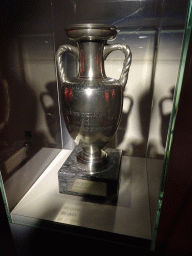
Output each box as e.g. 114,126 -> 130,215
77,146 -> 109,174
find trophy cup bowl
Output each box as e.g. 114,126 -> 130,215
57,24 -> 132,199
62,78 -> 123,173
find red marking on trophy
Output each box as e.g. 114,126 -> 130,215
68,89 -> 73,101
64,88 -> 73,101
64,88 -> 69,101
111,90 -> 115,98
105,91 -> 109,102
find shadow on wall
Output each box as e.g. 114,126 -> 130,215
0,46 -> 57,183
0,63 -> 41,182
40,82 -> 61,148
0,74 -> 62,183
116,86 -> 153,157
147,86 -> 175,159
116,86 -> 174,159
117,95 -> 133,147
159,87 -> 175,149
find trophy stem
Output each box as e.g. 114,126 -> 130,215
77,145 -> 109,173
78,41 -> 106,79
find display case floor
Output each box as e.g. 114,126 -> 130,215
11,149 -> 162,240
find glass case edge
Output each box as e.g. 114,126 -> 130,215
0,172 -> 12,223
150,0 -> 192,251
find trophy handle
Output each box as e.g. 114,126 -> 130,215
56,45 -> 79,84
103,44 -> 132,90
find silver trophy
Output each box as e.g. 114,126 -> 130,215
57,24 -> 132,200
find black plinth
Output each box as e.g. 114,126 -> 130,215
58,145 -> 122,202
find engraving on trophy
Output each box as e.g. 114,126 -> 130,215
65,111 -> 107,118
65,109 -> 116,133
70,125 -> 113,132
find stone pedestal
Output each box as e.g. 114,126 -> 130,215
58,146 -> 122,202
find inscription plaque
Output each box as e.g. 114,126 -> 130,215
68,179 -> 107,197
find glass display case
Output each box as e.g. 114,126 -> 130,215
0,0 -> 191,251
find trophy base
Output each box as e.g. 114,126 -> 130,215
58,145 -> 122,202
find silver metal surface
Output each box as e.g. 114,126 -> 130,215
56,24 -> 132,173
65,23 -> 119,41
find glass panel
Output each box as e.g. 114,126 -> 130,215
0,0 -> 62,214
151,0 -> 192,249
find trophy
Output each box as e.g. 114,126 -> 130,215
57,24 -> 132,201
